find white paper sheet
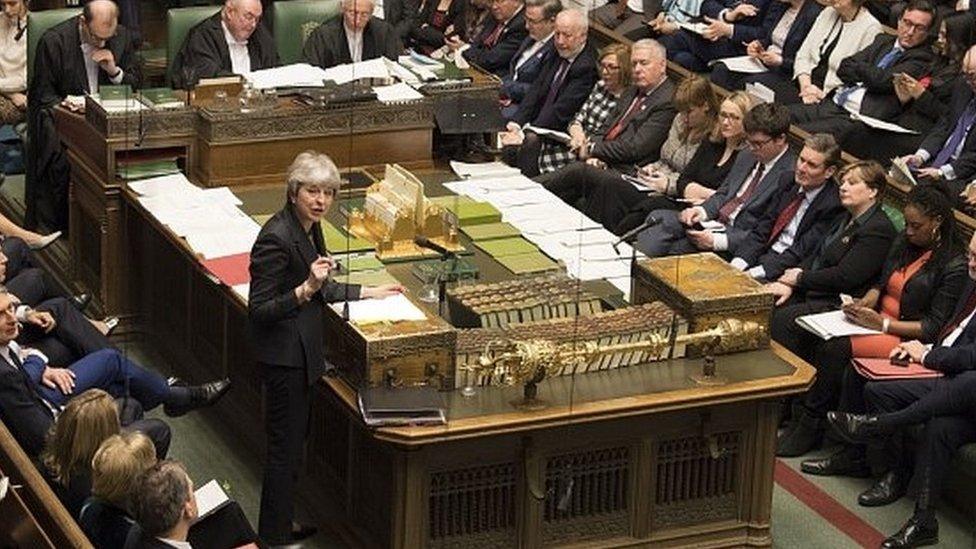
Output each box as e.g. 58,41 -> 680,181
231,283 -> 250,302
331,293 -> 428,323
127,174 -> 202,198
373,82 -> 425,103
795,309 -> 883,339
711,55 -> 768,74
523,124 -> 572,145
195,479 -> 230,518
449,160 -> 522,179
185,224 -> 261,260
322,57 -> 391,84
245,63 -> 331,89
851,112 -> 920,134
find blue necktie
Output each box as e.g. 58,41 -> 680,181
834,47 -> 902,109
932,99 -> 976,168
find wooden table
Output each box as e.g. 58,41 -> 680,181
121,176 -> 814,548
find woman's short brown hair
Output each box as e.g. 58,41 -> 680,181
91,432 -> 158,510
838,160 -> 888,192
599,43 -> 631,87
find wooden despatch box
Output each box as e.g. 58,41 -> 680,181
323,299 -> 457,389
631,252 -> 773,354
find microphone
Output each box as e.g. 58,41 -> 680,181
612,216 -> 660,253
414,235 -> 456,258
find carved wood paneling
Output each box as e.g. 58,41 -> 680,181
652,431 -> 742,528
427,461 -> 518,548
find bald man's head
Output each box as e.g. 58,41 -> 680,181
80,0 -> 118,48
222,0 -> 262,42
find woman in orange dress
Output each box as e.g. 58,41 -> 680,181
778,184 -> 968,458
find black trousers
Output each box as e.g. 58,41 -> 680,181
770,298 -> 837,366
6,266 -> 62,307
788,101 -> 859,142
258,363 -> 311,544
2,236 -> 32,281
864,375 -> 976,507
502,132 -> 544,177
709,65 -> 802,105
20,297 -> 112,366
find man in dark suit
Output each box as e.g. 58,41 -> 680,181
788,0 -> 936,141
302,0 -> 403,69
538,38 -> 675,208
636,102 -> 796,257
0,288 -> 229,458
249,152 -> 403,545
824,233 -> 976,549
500,9 -> 598,176
170,0 -> 280,89
731,134 -> 845,282
498,0 -> 559,119
384,0 -> 421,41
589,0 -> 665,38
448,0 -> 526,76
899,46 -> 976,206
27,0 -> 140,232
661,0 -> 775,72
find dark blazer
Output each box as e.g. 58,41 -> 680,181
590,78 -> 677,169
248,205 -> 361,385
301,16 -> 403,69
170,12 -> 280,89
925,280 -> 976,373
79,498 -> 135,549
795,203 -> 898,300
759,0 -> 822,77
410,0 -> 467,48
500,36 -> 555,105
918,80 -> 976,186
385,0 -> 421,39
511,43 -> 598,130
701,147 -> 797,253
835,33 -> 935,121
875,238 -> 968,342
462,8 -> 527,76
735,175 -> 844,280
0,352 -> 54,457
699,0 -> 771,43
893,66 -> 958,133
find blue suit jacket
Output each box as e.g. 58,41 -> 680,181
0,352 -> 54,457
500,37 -> 554,105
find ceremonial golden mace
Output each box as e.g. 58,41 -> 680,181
468,319 -> 765,409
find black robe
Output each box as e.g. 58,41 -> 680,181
170,12 -> 280,89
301,16 -> 403,70
26,16 -> 140,231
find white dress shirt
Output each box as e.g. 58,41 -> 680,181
157,538 -> 193,549
706,146 -> 789,251
80,42 -> 125,93
221,21 -> 251,74
345,25 -> 364,63
514,34 -> 552,74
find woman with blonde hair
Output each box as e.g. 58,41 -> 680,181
78,432 -> 157,549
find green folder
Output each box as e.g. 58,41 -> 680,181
461,222 -> 521,241
99,84 -> 132,100
430,196 -> 501,226
475,237 -> 539,257
322,222 -> 374,253
335,253 -> 384,272
495,252 -> 560,275
117,160 -> 179,180
338,269 -> 400,286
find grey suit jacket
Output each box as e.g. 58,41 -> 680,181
590,78 -> 677,170
701,146 -> 797,252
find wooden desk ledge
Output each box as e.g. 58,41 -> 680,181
327,341 -> 814,447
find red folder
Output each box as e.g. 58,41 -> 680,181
201,253 -> 251,287
851,358 -> 943,380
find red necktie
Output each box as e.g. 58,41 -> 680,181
938,287 -> 976,343
766,191 -> 804,244
603,94 -> 646,141
483,22 -> 505,48
718,162 -> 765,224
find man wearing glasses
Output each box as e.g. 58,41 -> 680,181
170,0 -> 280,90
899,45 -> 976,210
788,0 -> 936,143
27,0 -> 140,233
635,102 -> 796,258
303,0 -> 403,69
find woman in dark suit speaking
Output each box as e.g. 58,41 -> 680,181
248,151 -> 403,545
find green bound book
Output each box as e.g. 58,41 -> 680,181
475,237 -> 538,257
322,222 -> 374,253
496,252 -> 559,275
432,196 -> 501,226
99,85 -> 132,100
461,222 -> 521,241
140,87 -> 184,109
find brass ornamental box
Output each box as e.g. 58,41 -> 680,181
323,299 -> 457,390
632,253 -> 773,354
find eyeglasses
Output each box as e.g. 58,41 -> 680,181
746,136 -> 774,149
599,63 -> 620,72
899,17 -> 929,33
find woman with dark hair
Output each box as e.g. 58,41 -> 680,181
409,0 -> 467,54
775,183 -> 965,457
843,11 -> 976,161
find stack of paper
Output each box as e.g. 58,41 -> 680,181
245,63 -> 331,89
795,310 -> 882,340
448,161 -> 522,179
331,293 -> 428,323
374,82 -> 425,103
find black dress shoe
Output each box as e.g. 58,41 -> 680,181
881,515 -> 938,548
858,470 -> 908,507
800,448 -> 871,477
164,378 -> 231,417
291,522 -> 318,541
827,411 -> 890,444
71,293 -> 91,311
776,410 -> 822,457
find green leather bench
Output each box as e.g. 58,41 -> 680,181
166,5 -> 221,84
272,0 -> 341,64
27,8 -> 81,85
